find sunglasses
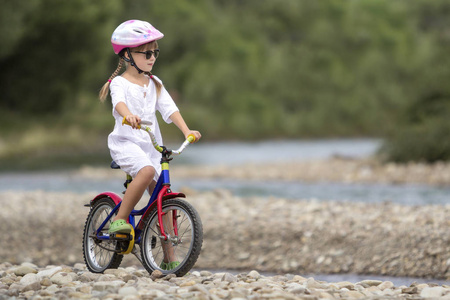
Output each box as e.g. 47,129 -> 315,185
132,49 -> 160,59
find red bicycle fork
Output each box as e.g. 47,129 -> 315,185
157,185 -> 179,240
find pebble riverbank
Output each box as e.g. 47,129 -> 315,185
2,263 -> 450,299
2,158 -> 450,298
1,188 -> 450,279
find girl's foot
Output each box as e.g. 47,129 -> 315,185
109,219 -> 132,233
160,261 -> 180,270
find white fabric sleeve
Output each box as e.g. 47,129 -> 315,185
109,78 -> 126,111
155,81 -> 179,124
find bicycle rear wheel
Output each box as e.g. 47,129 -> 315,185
140,199 -> 203,276
82,197 -> 123,272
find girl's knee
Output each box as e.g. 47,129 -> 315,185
137,166 -> 156,183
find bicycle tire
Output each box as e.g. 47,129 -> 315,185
140,199 -> 203,276
82,197 -> 123,273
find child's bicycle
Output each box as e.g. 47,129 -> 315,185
82,120 -> 203,276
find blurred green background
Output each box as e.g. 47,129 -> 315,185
1,0 -> 450,169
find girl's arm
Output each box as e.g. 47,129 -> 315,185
115,102 -> 141,128
170,111 -> 201,142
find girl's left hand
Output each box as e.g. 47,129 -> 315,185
186,130 -> 202,143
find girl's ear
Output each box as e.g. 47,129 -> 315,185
119,49 -> 132,62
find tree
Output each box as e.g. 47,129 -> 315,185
0,0 -> 120,113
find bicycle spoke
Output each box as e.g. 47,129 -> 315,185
83,199 -> 124,273
140,200 -> 202,276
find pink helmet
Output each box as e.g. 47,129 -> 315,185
111,20 -> 164,54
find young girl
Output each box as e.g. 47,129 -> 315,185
99,20 -> 201,235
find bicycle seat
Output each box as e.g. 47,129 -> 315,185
110,161 -> 121,169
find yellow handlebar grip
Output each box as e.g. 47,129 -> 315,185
187,134 -> 196,143
122,117 -> 141,129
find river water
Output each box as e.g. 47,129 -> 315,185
1,138 -> 449,206
1,138 -> 449,285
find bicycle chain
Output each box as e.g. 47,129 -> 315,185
90,235 -> 127,254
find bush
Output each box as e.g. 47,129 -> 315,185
381,92 -> 450,162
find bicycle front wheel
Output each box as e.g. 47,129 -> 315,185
140,199 -> 203,276
82,197 -> 123,273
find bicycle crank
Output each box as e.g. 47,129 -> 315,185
110,227 -> 135,255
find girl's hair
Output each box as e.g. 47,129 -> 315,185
99,58 -> 124,102
99,41 -> 162,102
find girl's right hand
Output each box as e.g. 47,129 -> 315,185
125,114 -> 141,129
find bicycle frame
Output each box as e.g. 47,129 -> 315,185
89,160 -> 186,244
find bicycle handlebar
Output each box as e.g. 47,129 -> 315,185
122,118 -> 195,155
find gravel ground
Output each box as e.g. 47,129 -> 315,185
2,263 -> 450,299
1,188 -> 450,279
2,158 -> 450,298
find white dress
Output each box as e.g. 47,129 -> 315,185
107,75 -> 179,179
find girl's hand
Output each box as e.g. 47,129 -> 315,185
125,114 -> 141,129
186,130 -> 202,143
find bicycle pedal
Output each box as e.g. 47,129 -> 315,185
110,233 -> 132,241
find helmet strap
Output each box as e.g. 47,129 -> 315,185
120,48 -> 145,74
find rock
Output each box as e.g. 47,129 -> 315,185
78,272 -> 100,282
378,281 -> 394,291
336,281 -> 355,290
76,284 -> 92,294
46,284 -> 59,293
306,278 -> 328,289
200,270 -> 213,276
92,280 -> 125,293
189,284 -> 209,294
357,279 -> 382,287
287,284 -> 306,295
104,268 -> 128,277
221,273 -> 237,283
141,282 -> 169,291
8,283 -> 24,295
37,266 -> 62,279
150,270 -> 163,280
180,280 -> 196,287
247,270 -> 261,279
292,275 -> 307,282
140,289 -> 167,298
22,281 -> 41,292
50,272 -> 73,285
13,265 -> 37,276
40,277 -> 52,286
118,286 -> 138,296
20,273 -> 39,286
97,274 -> 115,282
162,273 -> 176,281
121,273 -> 137,282
402,286 -> 418,294
73,263 -> 86,270
21,262 -> 38,269
342,290 -> 366,298
420,286 -> 445,298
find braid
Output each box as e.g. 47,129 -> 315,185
99,58 -> 124,102
145,71 -> 162,98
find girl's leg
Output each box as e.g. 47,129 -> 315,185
161,213 -> 177,264
114,166 -> 155,222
